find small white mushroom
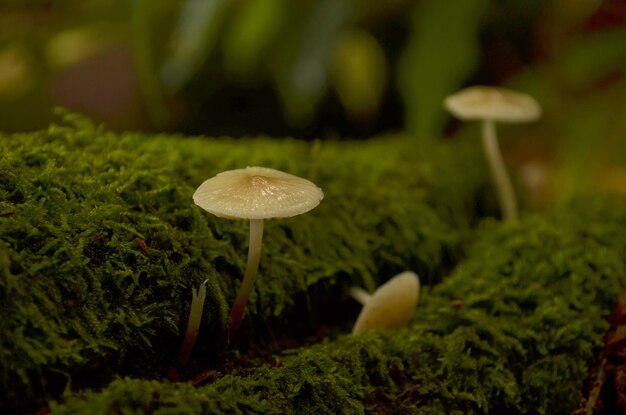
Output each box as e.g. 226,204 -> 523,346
178,279 -> 208,365
350,271 -> 420,334
193,166 -> 323,341
444,86 -> 541,222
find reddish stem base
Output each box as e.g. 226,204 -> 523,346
178,331 -> 198,365
228,301 -> 247,342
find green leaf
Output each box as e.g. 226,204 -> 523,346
398,0 -> 488,141
269,0 -> 352,128
223,0 -> 286,78
159,0 -> 232,92
130,0 -> 171,127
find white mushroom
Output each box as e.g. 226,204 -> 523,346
444,86 -> 541,222
193,166 -> 323,341
178,279 -> 208,365
350,271 -> 420,334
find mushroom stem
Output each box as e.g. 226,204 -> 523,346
349,286 -> 371,306
482,119 -> 518,222
178,280 -> 208,365
228,218 -> 264,341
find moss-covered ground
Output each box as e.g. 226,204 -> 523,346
43,197 -> 626,414
2,112 -> 625,414
1,111 -> 493,413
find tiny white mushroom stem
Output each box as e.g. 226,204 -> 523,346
482,119 -> 518,222
349,286 -> 371,306
178,279 -> 208,365
228,218 -> 264,341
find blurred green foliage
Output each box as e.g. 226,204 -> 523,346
398,0 -> 488,141
1,0 -> 626,201
0,0 -> 526,134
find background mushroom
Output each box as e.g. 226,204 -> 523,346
444,86 -> 541,222
193,166 -> 323,341
350,271 -> 420,334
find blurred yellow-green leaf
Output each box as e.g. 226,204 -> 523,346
331,28 -> 388,126
0,43 -> 34,98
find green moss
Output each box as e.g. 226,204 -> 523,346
0,111 -> 487,411
12,112 -> 622,414
49,198 -> 626,414
48,376 -> 278,415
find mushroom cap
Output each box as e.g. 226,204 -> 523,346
352,271 -> 420,335
444,86 -> 541,123
193,166 -> 324,220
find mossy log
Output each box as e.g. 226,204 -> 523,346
0,112 -> 488,412
49,198 -> 626,414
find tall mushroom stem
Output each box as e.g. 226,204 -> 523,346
349,287 -> 371,306
228,218 -> 264,341
482,119 -> 518,222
